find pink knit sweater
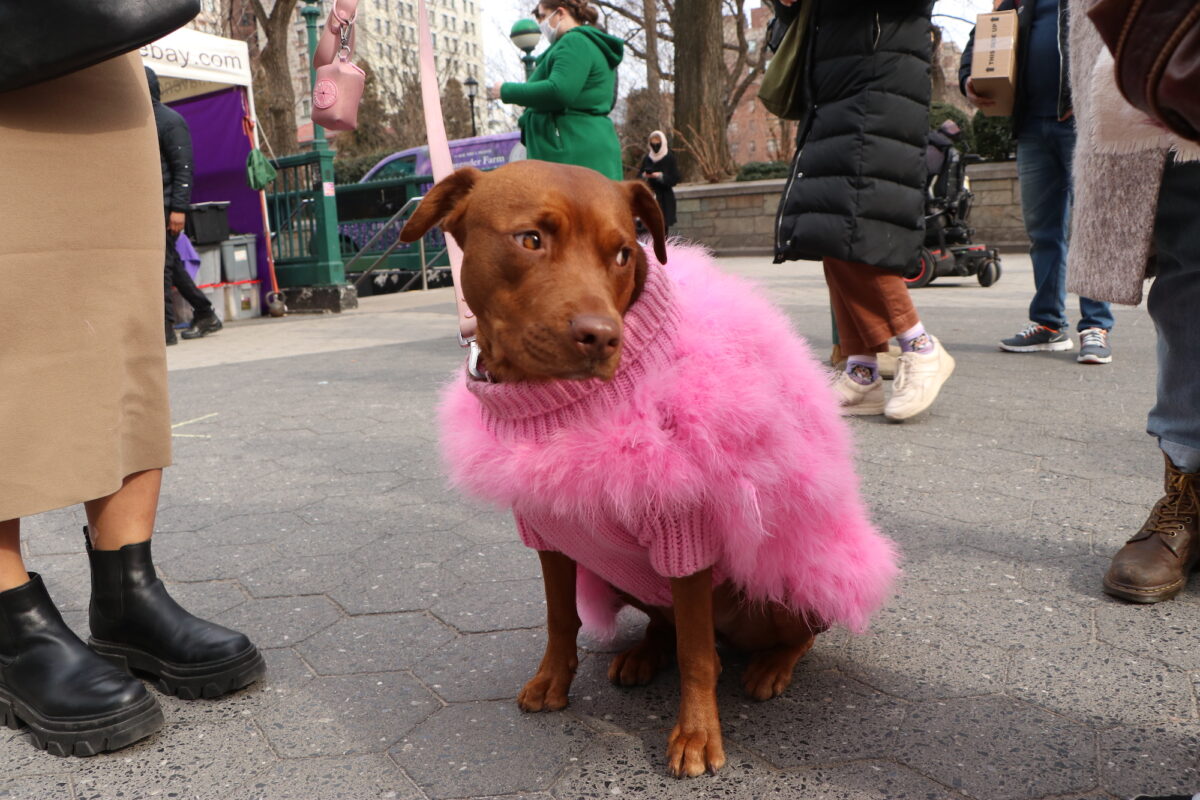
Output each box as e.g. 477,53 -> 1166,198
439,245 -> 898,634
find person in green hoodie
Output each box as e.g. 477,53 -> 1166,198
488,0 -> 624,180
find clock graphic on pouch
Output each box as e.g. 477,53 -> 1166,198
313,79 -> 338,109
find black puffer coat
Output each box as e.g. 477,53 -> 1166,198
145,67 -> 193,213
773,0 -> 934,272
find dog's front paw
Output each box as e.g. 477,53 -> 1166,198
666,719 -> 726,778
517,666 -> 574,712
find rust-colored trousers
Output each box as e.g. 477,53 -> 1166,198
823,258 -> 920,355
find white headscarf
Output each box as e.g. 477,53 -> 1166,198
647,130 -> 668,163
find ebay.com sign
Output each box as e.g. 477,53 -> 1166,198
141,27 -> 253,88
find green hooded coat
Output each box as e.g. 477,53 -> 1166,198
501,26 -> 624,180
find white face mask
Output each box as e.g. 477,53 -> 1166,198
539,9 -> 561,45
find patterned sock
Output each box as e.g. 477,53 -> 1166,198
845,356 -> 879,386
898,323 -> 935,354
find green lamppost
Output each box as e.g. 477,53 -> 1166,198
280,0 -> 350,310
301,0 -> 330,153
510,19 -> 541,79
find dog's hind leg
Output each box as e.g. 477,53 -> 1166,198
608,607 -> 674,687
517,551 -> 581,712
713,587 -> 823,702
741,637 -> 816,701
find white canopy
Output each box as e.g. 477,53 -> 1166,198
141,28 -> 253,103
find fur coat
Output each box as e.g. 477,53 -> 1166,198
1066,0 -> 1167,306
438,244 -> 899,635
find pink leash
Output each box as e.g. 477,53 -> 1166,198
417,0 -> 476,343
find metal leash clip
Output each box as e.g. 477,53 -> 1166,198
460,334 -> 492,382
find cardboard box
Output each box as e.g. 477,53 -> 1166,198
970,10 -> 1018,118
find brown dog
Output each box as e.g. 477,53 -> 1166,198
400,161 -> 822,778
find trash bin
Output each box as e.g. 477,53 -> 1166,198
220,234 -> 258,283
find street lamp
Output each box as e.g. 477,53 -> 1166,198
510,19 -> 541,79
301,0 -> 329,152
464,75 -> 479,137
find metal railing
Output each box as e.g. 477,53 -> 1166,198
346,196 -> 449,293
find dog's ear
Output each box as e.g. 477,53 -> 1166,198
623,180 -> 668,265
399,167 -> 483,243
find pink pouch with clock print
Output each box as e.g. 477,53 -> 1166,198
311,0 -> 363,131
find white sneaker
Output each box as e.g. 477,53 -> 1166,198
884,336 -> 955,422
832,372 -> 885,416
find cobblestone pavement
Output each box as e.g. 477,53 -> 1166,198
7,254 -> 1198,800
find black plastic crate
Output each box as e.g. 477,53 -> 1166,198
186,202 -> 231,245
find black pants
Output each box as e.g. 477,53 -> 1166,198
165,229 -> 212,326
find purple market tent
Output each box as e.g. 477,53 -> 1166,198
142,28 -> 274,310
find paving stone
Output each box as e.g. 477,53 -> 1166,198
153,501 -> 243,534
968,517 -> 1095,561
1098,721 -> 1200,800
414,628 -> 549,702
1014,554 -> 1117,609
70,719 -> 275,800
722,672 -> 907,767
240,553 -> 360,599
155,646 -> 315,724
215,595 -> 342,648
893,545 -> 1023,599
328,560 -> 465,615
259,671 -> 439,758
843,622 -> 1009,701
454,510 -> 519,544
555,732 -> 963,799
1096,602 -> 1200,670
351,528 -> 472,566
297,613 -> 456,675
895,696 -> 1095,800
246,754 -> 425,800
391,700 -> 594,799
156,541 -> 282,581
1008,643 -> 1196,727
192,511 -> 313,548
446,541 -> 543,584
0,776 -> 74,799
906,589 -> 1095,650
430,577 -> 546,633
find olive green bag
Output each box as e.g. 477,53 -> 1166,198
757,2 -> 813,121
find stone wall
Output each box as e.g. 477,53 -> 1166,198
965,160 -> 1027,250
672,179 -> 784,256
670,163 -> 1028,255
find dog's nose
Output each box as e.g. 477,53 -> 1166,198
570,314 -> 621,360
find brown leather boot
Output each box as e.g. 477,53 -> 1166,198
1103,453 -> 1200,603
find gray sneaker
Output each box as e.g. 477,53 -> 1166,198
1077,327 -> 1112,364
999,323 -> 1074,352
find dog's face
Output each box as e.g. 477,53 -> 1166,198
399,161 -> 668,382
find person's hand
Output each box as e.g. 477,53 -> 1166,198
652,172 -> 663,179
965,77 -> 996,109
168,211 -> 186,236
487,81 -> 503,101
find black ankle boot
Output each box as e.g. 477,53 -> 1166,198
84,529 -> 265,699
0,573 -> 162,756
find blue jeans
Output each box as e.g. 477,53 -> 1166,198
1016,118 -> 1115,332
1147,160 -> 1200,473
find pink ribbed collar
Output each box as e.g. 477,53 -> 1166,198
465,258 -> 681,441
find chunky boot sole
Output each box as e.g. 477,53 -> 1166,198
0,685 -> 162,757
90,639 -> 266,700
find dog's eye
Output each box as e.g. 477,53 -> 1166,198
517,231 -> 541,251
616,247 -> 633,267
